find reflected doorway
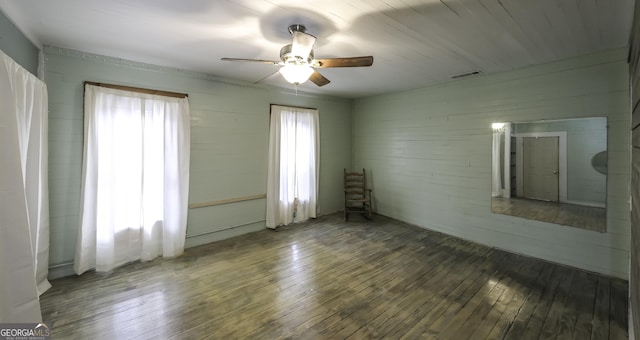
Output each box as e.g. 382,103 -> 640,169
522,136 -> 559,202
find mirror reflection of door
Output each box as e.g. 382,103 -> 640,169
522,136 -> 559,202
491,117 -> 607,232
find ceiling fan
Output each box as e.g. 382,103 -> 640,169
221,24 -> 373,86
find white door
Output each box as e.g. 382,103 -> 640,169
523,136 -> 559,202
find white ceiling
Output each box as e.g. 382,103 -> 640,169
0,0 -> 634,98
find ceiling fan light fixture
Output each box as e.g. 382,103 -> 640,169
221,24 -> 374,87
279,64 -> 314,85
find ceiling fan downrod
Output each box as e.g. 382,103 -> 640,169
288,24 -> 306,35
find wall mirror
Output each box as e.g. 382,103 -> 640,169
491,117 -> 607,232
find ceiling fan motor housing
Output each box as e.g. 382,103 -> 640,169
280,44 -> 314,65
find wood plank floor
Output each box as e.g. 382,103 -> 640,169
40,213 -> 628,339
491,197 -> 606,232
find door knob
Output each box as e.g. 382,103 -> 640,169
553,170 -> 558,174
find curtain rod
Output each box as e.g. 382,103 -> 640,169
270,103 -> 318,111
84,81 -> 188,98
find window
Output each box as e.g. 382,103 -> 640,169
74,84 -> 190,274
266,105 -> 319,228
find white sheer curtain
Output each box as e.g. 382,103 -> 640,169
491,129 -> 504,198
74,85 -> 190,274
0,50 -> 50,322
266,105 -> 319,229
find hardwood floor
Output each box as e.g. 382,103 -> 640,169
41,213 -> 628,339
491,197 -> 606,232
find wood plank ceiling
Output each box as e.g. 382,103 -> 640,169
0,0 -> 634,98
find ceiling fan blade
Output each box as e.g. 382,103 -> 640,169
221,58 -> 281,65
254,70 -> 281,84
313,56 -> 374,68
309,70 -> 330,87
291,31 -> 316,59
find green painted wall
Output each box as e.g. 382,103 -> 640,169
41,44 -> 631,279
353,49 -> 630,278
0,9 -> 38,75
44,46 -> 352,278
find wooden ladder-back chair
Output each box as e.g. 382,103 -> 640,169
344,168 -> 372,221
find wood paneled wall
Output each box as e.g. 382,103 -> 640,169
629,0 -> 640,337
353,48 -> 630,278
44,46 -> 353,278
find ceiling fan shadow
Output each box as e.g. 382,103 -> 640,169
133,0 -> 227,16
258,7 -> 337,46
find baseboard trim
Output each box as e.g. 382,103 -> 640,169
373,212 -> 626,280
564,200 -> 606,208
47,215 -> 337,279
48,263 -> 75,280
